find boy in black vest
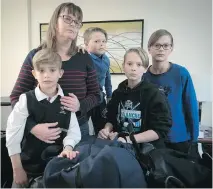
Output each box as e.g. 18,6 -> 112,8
6,49 -> 81,188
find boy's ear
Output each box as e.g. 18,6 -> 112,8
59,69 -> 64,78
122,62 -> 125,71
32,70 -> 36,79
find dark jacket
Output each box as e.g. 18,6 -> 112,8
107,79 -> 172,148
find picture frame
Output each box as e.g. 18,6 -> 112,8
40,19 -> 144,74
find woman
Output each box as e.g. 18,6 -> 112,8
10,2 -> 100,141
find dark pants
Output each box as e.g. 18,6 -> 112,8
90,99 -> 107,135
165,141 -> 201,162
80,121 -> 90,138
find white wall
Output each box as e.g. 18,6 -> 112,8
1,0 -> 30,96
1,0 -> 212,129
29,0 -> 212,97
1,0 -> 212,100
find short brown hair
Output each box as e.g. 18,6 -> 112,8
32,49 -> 62,70
83,27 -> 108,45
124,47 -> 149,69
148,29 -> 173,48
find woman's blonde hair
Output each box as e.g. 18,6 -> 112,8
41,2 -> 83,56
124,47 -> 149,69
148,29 -> 173,49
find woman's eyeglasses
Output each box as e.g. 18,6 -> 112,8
59,15 -> 83,29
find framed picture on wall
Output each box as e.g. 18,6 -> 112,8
40,23 -> 49,44
40,19 -> 144,74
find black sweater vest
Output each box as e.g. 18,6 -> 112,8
21,90 -> 71,174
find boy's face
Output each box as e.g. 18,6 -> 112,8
148,35 -> 173,62
86,32 -> 107,55
32,64 -> 64,91
123,52 -> 147,83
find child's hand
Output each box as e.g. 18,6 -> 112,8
108,132 -> 118,140
98,128 -> 110,139
13,167 -> 28,187
117,136 -> 132,144
58,146 -> 79,160
126,136 -> 132,144
117,137 -> 127,143
107,98 -> 111,104
59,150 -> 79,160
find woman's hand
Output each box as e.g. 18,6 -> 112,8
77,45 -> 86,53
31,122 -> 61,143
60,93 -> 80,112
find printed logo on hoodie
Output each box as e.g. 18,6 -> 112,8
117,100 -> 142,133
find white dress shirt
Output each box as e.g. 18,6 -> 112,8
6,84 -> 81,156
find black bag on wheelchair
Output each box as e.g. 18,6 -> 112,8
43,136 -> 147,188
142,147 -> 211,188
125,123 -> 212,188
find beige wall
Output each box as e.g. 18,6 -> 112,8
29,0 -> 212,99
1,0 -> 212,128
1,0 -> 212,100
1,0 -> 30,96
